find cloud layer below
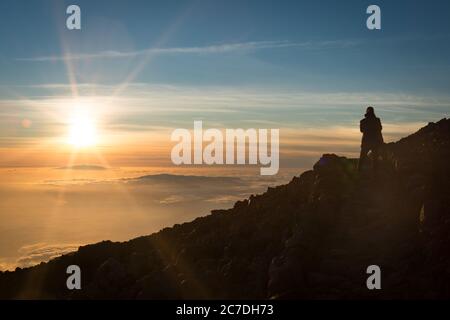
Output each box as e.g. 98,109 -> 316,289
0,169 -> 294,271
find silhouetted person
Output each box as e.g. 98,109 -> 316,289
359,106 -> 384,171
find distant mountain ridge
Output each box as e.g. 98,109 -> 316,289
123,173 -> 243,185
1,118 -> 449,299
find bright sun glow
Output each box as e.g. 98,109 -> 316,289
67,110 -> 98,147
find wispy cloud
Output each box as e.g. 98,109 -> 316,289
0,243 -> 81,270
17,40 -> 359,62
17,243 -> 80,267
6,82 -> 450,109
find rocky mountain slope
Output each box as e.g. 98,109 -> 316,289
1,118 -> 449,299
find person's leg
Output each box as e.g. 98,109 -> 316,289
359,145 -> 369,172
372,146 -> 379,172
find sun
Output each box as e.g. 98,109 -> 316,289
67,110 -> 98,147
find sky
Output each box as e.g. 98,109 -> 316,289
0,0 -> 449,90
0,0 -> 449,169
0,0 -> 449,270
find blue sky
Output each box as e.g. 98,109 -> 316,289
0,0 -> 449,168
1,0 -> 450,92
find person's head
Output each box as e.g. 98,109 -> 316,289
365,106 -> 375,117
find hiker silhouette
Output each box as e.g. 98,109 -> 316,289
359,106 -> 384,171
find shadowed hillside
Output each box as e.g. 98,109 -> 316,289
1,118 -> 449,299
